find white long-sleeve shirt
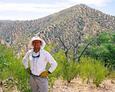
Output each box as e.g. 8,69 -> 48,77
22,49 -> 57,76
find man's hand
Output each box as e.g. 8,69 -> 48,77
26,68 -> 31,74
40,71 -> 51,78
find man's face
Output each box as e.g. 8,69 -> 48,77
32,40 -> 42,49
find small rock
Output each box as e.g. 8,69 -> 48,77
111,80 -> 115,84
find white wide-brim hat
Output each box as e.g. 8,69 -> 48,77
29,36 -> 46,49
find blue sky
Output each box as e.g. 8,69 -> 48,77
0,0 -> 115,20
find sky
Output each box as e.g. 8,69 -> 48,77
0,0 -> 115,20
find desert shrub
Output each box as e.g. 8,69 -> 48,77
85,32 -> 115,70
79,57 -> 108,86
61,60 -> 79,83
0,45 -> 31,92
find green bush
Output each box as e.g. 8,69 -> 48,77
0,45 -> 31,92
48,50 -> 64,87
61,60 -> 79,83
79,57 -> 108,86
85,32 -> 115,70
47,47 -> 109,86
51,49 -> 79,83
0,44 -> 112,91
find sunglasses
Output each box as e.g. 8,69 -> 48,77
32,54 -> 40,58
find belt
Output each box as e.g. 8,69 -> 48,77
30,73 -> 40,77
30,72 -> 48,79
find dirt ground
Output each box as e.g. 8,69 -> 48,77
51,78 -> 115,92
0,78 -> 115,92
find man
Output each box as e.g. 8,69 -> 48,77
22,36 -> 57,92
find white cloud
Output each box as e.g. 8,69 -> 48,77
0,2 -> 75,20
0,0 -> 113,20
0,3 -> 55,12
0,2 -> 73,13
70,0 -> 112,7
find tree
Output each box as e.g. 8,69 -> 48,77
46,17 -> 86,62
85,31 -> 115,69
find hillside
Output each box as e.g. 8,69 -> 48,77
0,4 -> 115,92
0,44 -> 115,92
0,4 -> 115,51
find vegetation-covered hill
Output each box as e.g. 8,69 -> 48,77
0,4 -> 115,92
0,4 -> 115,50
0,44 -> 115,92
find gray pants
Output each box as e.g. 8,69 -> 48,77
30,75 -> 48,92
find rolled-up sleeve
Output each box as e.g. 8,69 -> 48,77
22,51 -> 30,69
45,51 -> 57,73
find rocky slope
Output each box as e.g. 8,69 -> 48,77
0,4 -> 115,51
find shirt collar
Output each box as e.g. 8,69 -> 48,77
32,49 -> 41,58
